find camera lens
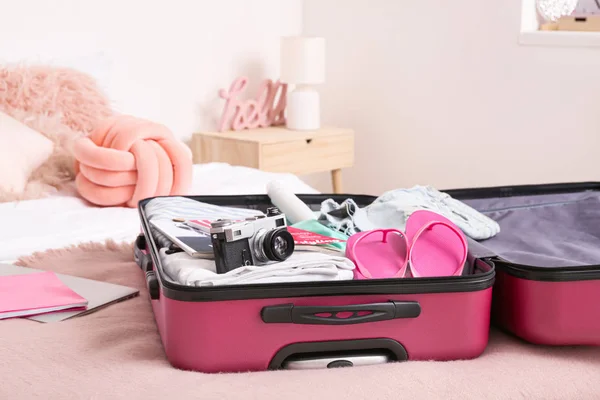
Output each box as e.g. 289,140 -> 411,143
263,227 -> 295,262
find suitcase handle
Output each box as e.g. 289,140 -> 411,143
261,301 -> 421,325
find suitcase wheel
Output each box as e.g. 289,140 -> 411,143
134,234 -> 153,272
146,271 -> 160,300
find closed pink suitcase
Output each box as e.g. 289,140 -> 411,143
449,182 -> 600,346
135,194 -> 495,373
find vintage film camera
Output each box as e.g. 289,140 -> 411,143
210,207 -> 295,274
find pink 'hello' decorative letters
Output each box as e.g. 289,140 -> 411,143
218,77 -> 287,132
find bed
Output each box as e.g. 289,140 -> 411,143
0,162 -> 317,264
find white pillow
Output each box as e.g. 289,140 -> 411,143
0,111 -> 54,194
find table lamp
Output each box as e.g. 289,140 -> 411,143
280,36 -> 325,131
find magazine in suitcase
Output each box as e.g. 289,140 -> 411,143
135,193 -> 495,373
447,182 -> 600,346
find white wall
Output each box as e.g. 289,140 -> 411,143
303,0 -> 600,195
0,0 -> 302,141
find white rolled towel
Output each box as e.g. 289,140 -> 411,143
266,180 -> 316,224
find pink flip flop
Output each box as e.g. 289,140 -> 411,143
405,210 -> 468,278
345,229 -> 409,280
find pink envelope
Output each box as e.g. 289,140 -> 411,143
0,271 -> 88,320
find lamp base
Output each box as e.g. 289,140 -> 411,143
286,86 -> 320,131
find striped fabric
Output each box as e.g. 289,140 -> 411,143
144,196 -> 263,222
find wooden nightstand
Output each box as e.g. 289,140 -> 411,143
192,126 -> 354,193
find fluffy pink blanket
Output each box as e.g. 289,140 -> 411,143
2,241 -> 599,399
0,65 -> 113,202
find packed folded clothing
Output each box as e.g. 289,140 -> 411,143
267,180 -> 500,241
159,248 -> 354,286
315,186 -> 500,241
351,186 -> 500,240
142,181 -> 496,286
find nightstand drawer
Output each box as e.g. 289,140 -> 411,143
260,133 -> 354,175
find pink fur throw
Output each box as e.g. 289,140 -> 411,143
73,115 -> 193,207
0,65 -> 113,201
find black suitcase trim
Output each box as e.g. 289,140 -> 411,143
137,196 -> 495,303
448,182 -> 600,283
153,269 -> 496,302
445,181 -> 600,201
489,259 -> 600,282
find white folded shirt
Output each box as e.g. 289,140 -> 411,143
159,249 -> 355,287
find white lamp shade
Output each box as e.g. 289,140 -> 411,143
280,36 -> 325,84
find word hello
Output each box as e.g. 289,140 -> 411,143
218,77 -> 287,131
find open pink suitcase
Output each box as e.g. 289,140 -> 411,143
447,182 -> 600,346
135,194 -> 495,373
